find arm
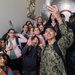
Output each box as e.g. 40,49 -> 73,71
47,5 -> 74,50
8,20 -> 17,32
16,33 -> 27,43
21,39 -> 32,54
21,44 -> 30,55
58,23 -> 74,50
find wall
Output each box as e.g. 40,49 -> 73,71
51,0 -> 75,21
44,0 -> 75,21
0,0 -> 45,37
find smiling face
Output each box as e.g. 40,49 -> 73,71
45,28 -> 57,40
37,16 -> 43,23
0,56 -> 5,67
23,25 -> 28,33
32,37 -> 39,47
34,27 -> 40,35
0,54 -> 7,67
39,24 -> 44,32
8,29 -> 16,38
0,40 -> 5,48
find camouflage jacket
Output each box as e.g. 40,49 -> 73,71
40,23 -> 74,75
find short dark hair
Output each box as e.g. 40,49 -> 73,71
31,35 -> 40,45
22,24 -> 28,28
7,29 -> 17,39
7,28 -> 16,33
0,53 -> 9,65
25,20 -> 31,25
0,38 -> 5,50
28,23 -> 33,26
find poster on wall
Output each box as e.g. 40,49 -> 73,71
27,0 -> 36,20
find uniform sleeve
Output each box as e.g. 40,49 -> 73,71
58,23 -> 74,51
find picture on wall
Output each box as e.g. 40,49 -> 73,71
27,0 -> 36,20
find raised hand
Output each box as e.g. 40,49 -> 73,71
47,5 -> 63,24
27,39 -> 32,46
5,46 -> 13,51
8,20 -> 12,24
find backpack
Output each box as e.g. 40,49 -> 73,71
53,41 -> 68,75
5,67 -> 20,75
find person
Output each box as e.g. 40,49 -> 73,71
37,16 -> 43,24
29,27 -> 35,38
38,23 -> 44,34
65,13 -> 75,75
33,16 -> 43,27
22,35 -> 42,75
40,5 -> 74,75
26,20 -> 32,26
21,24 -> 29,39
0,53 -> 13,75
45,13 -> 61,41
27,23 -> 33,31
0,39 -> 6,51
60,14 -> 65,21
34,27 -> 46,49
69,13 -> 75,24
5,29 -> 27,74
2,20 -> 17,41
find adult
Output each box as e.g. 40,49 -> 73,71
40,5 -> 74,75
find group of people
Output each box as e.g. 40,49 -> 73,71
0,5 -> 75,75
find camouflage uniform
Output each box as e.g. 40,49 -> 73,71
40,23 -> 74,75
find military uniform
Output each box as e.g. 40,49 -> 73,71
40,23 -> 74,75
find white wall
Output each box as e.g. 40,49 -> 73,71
51,0 -> 75,21
0,0 -> 45,37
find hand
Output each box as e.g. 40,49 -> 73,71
5,46 -> 13,51
8,20 -> 12,24
27,39 -> 32,46
12,46 -> 17,49
47,5 -> 63,24
15,33 -> 19,37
